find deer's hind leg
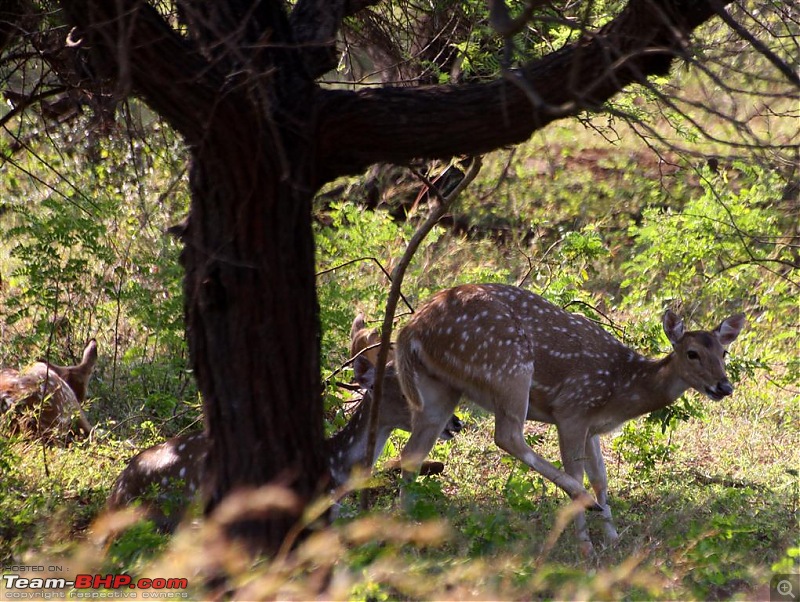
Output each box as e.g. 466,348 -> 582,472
585,434 -> 619,546
399,372 -> 460,479
491,376 -> 597,509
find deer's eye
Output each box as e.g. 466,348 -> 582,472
687,350 -> 700,360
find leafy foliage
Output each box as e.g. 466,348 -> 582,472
0,110 -> 194,433
621,163 -> 791,318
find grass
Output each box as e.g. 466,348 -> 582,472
3,326 -> 794,599
343,377 -> 797,600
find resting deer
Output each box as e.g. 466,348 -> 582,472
106,316 -> 462,531
395,284 -> 745,555
0,339 -> 98,442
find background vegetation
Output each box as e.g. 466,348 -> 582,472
1,1 -> 797,599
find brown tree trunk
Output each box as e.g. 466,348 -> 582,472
179,103 -> 327,555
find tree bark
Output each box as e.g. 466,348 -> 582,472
61,0 -> 330,556
179,106 -> 327,554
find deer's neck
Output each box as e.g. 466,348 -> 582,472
326,400 -> 388,486
622,352 -> 689,418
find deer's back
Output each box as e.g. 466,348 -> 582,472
107,432 -> 206,531
400,284 -> 635,412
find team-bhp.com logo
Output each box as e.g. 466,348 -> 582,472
2,573 -> 189,599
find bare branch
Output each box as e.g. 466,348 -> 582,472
361,156 -> 482,508
60,0 -> 224,144
316,256 -> 415,314
488,0 -> 547,38
344,0 -> 384,16
708,0 -> 800,87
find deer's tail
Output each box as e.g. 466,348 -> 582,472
395,327 -> 424,412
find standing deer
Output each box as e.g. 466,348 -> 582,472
106,316 -> 461,531
395,284 -> 745,555
0,339 -> 98,442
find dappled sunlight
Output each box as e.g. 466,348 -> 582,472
1,0 -> 796,594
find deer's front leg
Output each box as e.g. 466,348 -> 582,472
585,434 -> 619,546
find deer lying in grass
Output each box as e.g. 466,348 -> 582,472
0,339 -> 98,442
106,316 -> 462,532
395,284 -> 745,556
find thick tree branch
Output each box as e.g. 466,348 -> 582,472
60,0 -> 226,145
179,0 -> 301,78
289,0 -> 384,79
289,0 -> 348,77
316,0 -> 732,180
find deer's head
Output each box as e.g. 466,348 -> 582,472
663,311 -> 746,401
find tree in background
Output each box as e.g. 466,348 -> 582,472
0,0 -> 796,556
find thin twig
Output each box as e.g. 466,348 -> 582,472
317,256 -> 415,314
360,157 -> 482,509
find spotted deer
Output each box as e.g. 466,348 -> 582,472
395,284 -> 746,555
0,339 -> 98,442
106,316 -> 462,531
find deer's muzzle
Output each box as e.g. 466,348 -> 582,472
706,379 -> 733,401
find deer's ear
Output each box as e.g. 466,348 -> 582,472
662,310 -> 685,345
81,339 -> 98,370
350,313 -> 367,341
715,313 -> 746,346
353,355 -> 376,389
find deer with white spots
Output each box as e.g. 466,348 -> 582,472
0,339 -> 98,442
105,315 -> 462,531
395,284 -> 745,556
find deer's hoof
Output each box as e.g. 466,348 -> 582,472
604,528 -> 620,546
384,458 -> 445,477
579,540 -> 596,558
419,460 -> 445,476
573,491 -> 603,512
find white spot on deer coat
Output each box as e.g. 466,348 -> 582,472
141,444 -> 180,472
